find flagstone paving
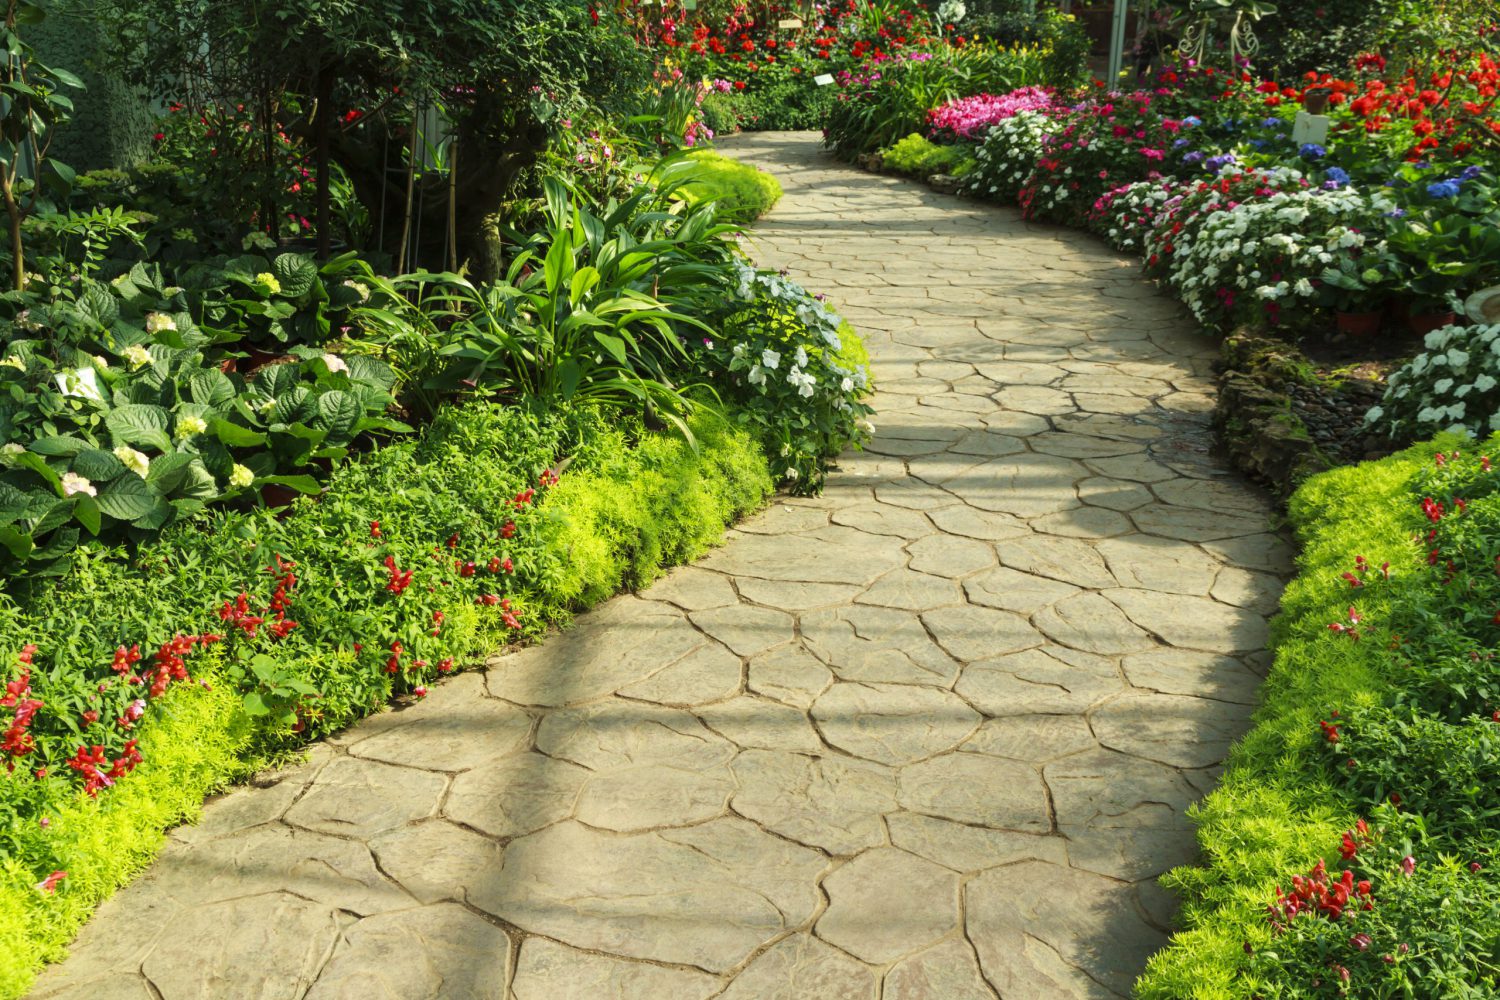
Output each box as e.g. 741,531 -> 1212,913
28,132 -> 1292,1000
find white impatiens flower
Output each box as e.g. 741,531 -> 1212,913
841,376 -> 855,392
1294,278 -> 1314,297
761,349 -> 781,370
787,368 -> 817,398
175,414 -> 208,440
123,345 -> 152,369
113,446 -> 150,478
747,365 -> 766,386
1491,411 -> 1500,431
229,464 -> 255,488
145,313 -> 176,335
61,472 -> 96,497
794,346 -> 809,368
321,353 -> 348,374
1475,374 -> 1498,393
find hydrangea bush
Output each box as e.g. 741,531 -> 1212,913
700,262 -> 874,492
961,109 -> 1054,204
1367,323 -> 1500,441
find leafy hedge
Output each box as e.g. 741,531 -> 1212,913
1139,432 -> 1500,998
666,149 -> 783,223
0,399 -> 774,999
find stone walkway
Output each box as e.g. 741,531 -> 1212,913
29,132 -> 1292,1000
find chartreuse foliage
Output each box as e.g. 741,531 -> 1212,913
661,150 -> 783,223
1138,432 -> 1500,998
0,400 -> 771,999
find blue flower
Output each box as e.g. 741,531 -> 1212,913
1427,179 -> 1462,198
1250,139 -> 1267,149
1299,143 -> 1326,159
1183,115 -> 1202,127
1460,165 -> 1483,181
1204,152 -> 1237,173
1173,137 -> 1190,148
1324,166 -> 1351,188
1261,117 -> 1281,127
1384,208 -> 1408,218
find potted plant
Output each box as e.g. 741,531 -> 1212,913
1319,252 -> 1395,336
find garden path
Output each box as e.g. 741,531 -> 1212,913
29,132 -> 1292,1000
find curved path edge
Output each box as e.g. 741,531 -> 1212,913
28,132 -> 1291,1000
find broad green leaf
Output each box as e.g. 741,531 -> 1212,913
73,494 -> 100,536
145,452 -> 196,495
315,390 -> 362,445
95,473 -> 159,521
210,417 -> 266,447
272,253 -> 319,298
72,448 -> 128,482
105,403 -> 173,452
188,367 -> 237,407
29,435 -> 90,457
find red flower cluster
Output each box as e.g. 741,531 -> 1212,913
384,555 -> 414,595
66,738 -> 143,797
145,633 -> 218,699
1269,857 -> 1373,929
1,645 -> 42,767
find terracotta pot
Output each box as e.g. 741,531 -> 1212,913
1334,310 -> 1383,336
1408,311 -> 1457,336
1304,88 -> 1333,115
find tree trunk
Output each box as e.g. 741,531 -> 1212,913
3,172 -> 23,292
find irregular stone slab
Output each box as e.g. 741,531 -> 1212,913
1035,592 -> 1154,655
734,576 -> 866,610
718,934 -> 878,1000
1151,476 -> 1268,514
617,642 -> 744,706
283,757 -> 444,839
537,701 -> 734,771
1201,532 -> 1296,574
1084,453 -> 1179,484
886,812 -> 1067,872
444,752 -> 588,839
995,535 -> 1116,589
699,525 -> 905,584
748,645 -> 835,709
956,646 -> 1123,716
690,603 -> 796,657
347,685 -> 532,772
1210,566 -> 1285,614
1045,747 -> 1202,879
1094,534 -> 1220,596
832,503 -> 937,538
856,569 -> 964,611
699,695 -> 825,753
30,975 -> 156,1000
142,893 -> 343,1000
802,604 -> 960,686
1091,690 -> 1248,769
898,753 -> 1049,831
963,566 -> 1079,615
1030,506 -> 1134,539
1077,477 -> 1155,512
817,848 -> 961,963
812,683 -> 981,765
1130,503 -> 1267,542
737,503 -> 833,535
578,762 -> 736,830
967,861 -> 1166,998
921,604 -> 1043,661
875,480 -> 963,511
731,749 -> 898,855
962,714 -> 1096,763
933,453 -> 1086,518
927,505 -> 1031,542
885,938 -> 999,1000
1103,588 -> 1268,654
645,565 -> 740,611
1120,648 -> 1262,704
994,384 -> 1074,416
369,819 -> 504,905
486,598 -> 705,706
512,938 -> 720,1000
472,819 -> 825,972
906,532 -> 997,578
305,903 -> 510,999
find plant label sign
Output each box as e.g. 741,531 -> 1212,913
1292,111 -> 1330,147
778,17 -> 804,28
814,73 -> 835,86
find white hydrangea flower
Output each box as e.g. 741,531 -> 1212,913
145,313 -> 176,335
321,353 -> 348,374
175,414 -> 208,440
61,472 -> 96,497
113,445 -> 150,478
123,345 -> 152,369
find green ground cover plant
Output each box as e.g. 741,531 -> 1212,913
663,149 -> 784,222
0,398 -> 774,998
1138,434 -> 1500,997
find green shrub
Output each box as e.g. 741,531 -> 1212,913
0,401 -> 771,999
665,150 -> 784,222
879,133 -> 966,176
1136,432 -> 1500,998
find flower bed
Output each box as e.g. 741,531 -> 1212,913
1138,436 -> 1500,997
0,398 -> 782,998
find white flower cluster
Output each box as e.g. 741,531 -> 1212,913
1158,182 -> 1389,328
1094,178 -> 1182,251
963,111 -> 1054,203
1368,324 -> 1500,440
